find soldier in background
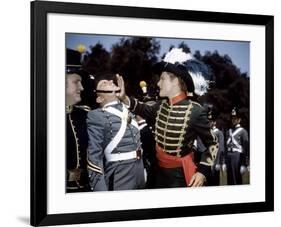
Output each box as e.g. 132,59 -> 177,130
225,107 -> 249,185
193,106 -> 225,186
66,49 -> 91,192
137,81 -> 157,188
135,114 -> 156,188
208,109 -> 225,186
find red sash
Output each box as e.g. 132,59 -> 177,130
156,145 -> 197,185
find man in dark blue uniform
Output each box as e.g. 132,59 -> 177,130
66,49 -> 91,192
225,107 -> 249,185
117,48 -> 218,188
136,113 -> 157,189
87,72 -> 145,191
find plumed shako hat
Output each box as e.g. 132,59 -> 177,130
154,48 -> 211,96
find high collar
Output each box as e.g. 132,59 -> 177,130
169,92 -> 187,105
103,100 -> 120,108
212,126 -> 217,130
232,124 -> 241,129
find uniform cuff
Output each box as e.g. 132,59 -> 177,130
197,164 -> 211,178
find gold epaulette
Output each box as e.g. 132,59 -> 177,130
74,105 -> 91,112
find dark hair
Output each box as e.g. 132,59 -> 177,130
93,72 -> 118,89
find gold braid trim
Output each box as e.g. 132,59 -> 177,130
158,112 -> 186,120
155,102 -> 193,151
68,114 -> 80,168
176,103 -> 193,151
155,132 -> 183,140
156,117 -> 187,127
156,124 -> 185,134
74,105 -> 91,112
160,105 -> 190,114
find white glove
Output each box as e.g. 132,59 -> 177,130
215,164 -> 221,171
222,164 -> 227,172
240,165 -> 247,175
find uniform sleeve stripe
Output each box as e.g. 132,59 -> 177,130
87,159 -> 102,171
87,165 -> 103,174
199,161 -> 213,166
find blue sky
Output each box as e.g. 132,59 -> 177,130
66,33 -> 250,74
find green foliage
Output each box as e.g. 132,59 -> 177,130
198,51 -> 249,131
110,37 -> 160,98
83,43 -> 111,74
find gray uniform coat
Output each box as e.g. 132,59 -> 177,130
226,124 -> 249,185
87,101 -> 145,191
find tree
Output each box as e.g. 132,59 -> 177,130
110,37 -> 160,98
83,43 -> 111,74
199,50 -> 249,132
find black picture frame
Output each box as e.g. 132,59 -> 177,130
31,0 -> 274,226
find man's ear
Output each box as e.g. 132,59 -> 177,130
175,76 -> 184,90
96,96 -> 103,104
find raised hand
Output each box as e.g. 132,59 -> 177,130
116,74 -> 126,100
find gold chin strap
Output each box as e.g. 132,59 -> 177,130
95,89 -> 121,94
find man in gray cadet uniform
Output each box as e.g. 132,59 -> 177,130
225,107 -> 249,185
207,108 -> 225,186
87,72 -> 145,191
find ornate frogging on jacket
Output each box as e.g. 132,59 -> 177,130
128,96 -> 218,177
155,100 -> 193,154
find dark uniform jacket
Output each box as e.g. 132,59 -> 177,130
212,128 -> 225,165
87,101 -> 145,191
66,105 -> 90,192
128,95 -> 218,180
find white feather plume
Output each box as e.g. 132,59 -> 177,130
189,71 -> 210,96
163,48 -> 193,64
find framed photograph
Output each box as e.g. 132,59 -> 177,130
31,0 -> 274,226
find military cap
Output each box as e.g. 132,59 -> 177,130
153,48 -> 210,96
91,72 -> 118,91
231,107 -> 241,118
66,48 -> 82,74
153,48 -> 195,94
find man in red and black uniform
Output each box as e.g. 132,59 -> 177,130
117,48 -> 218,188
